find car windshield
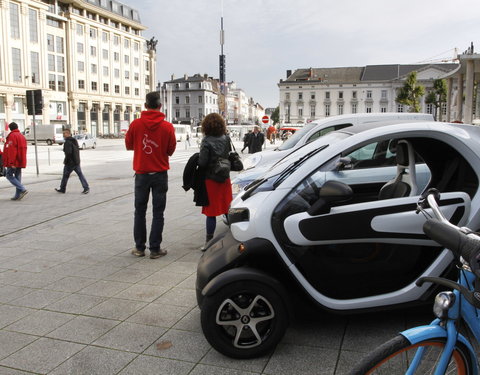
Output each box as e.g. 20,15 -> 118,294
277,122 -> 319,151
74,135 -> 84,139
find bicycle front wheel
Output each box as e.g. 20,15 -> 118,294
350,334 -> 474,375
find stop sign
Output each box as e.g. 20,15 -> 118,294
262,115 -> 269,124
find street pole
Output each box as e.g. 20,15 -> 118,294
28,90 -> 39,176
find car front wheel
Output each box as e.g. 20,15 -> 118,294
81,143 -> 86,150
200,280 -> 288,359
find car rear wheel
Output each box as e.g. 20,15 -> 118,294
200,280 -> 288,359
92,142 -> 96,149
46,139 -> 53,146
81,143 -> 86,150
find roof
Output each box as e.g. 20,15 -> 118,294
361,64 -> 459,81
81,0 -> 141,23
165,74 -> 215,84
286,67 -> 364,84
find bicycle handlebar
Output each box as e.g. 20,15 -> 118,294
423,219 -> 480,262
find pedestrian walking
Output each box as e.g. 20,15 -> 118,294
241,130 -> 252,153
3,122 -> 28,201
55,128 -> 90,194
248,125 -> 265,154
125,91 -> 176,259
197,113 -> 233,251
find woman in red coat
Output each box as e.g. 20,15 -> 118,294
3,122 -> 28,200
198,113 -> 233,250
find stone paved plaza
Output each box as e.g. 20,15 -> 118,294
0,140 -> 432,374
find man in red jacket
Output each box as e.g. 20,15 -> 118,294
125,92 -> 176,259
3,122 -> 28,201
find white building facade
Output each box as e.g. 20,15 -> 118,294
0,0 -> 155,136
226,82 -> 264,124
278,64 -> 459,124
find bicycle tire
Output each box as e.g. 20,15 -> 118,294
349,334 -> 474,375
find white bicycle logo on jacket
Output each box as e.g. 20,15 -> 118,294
142,134 -> 159,155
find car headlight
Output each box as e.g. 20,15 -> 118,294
433,291 -> 456,319
243,154 -> 262,170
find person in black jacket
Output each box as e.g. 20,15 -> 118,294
248,125 -> 265,153
55,129 -> 90,194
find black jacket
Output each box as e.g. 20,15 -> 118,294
248,132 -> 264,154
198,135 -> 231,181
63,136 -> 80,166
182,153 -> 208,206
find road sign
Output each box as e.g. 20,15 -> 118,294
262,115 -> 269,124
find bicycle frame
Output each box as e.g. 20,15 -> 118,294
401,269 -> 480,374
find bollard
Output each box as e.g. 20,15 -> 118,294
48,148 -> 51,166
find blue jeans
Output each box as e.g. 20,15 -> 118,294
134,172 -> 168,252
6,167 -> 26,198
60,164 -> 89,191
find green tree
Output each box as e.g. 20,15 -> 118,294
396,71 -> 425,113
271,106 -> 280,124
425,79 -> 447,121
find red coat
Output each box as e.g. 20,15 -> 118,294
3,129 -> 27,168
125,110 -> 176,174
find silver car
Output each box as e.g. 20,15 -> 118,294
74,134 -> 97,149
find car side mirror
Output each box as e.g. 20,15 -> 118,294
307,180 -> 353,216
336,156 -> 353,171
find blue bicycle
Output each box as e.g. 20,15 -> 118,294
351,189 -> 480,375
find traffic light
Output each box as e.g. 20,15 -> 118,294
26,89 -> 43,115
219,54 -> 226,82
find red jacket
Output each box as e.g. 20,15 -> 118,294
3,129 -> 27,168
125,111 -> 176,174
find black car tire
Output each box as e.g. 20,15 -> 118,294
46,139 -> 53,146
200,280 -> 288,359
92,142 -> 96,149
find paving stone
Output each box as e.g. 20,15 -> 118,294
263,343 -> 338,375
47,263 -> 88,276
9,289 -> 70,309
12,271 -> 64,288
0,331 -> 37,360
15,259 -> 61,272
200,349 -> 268,374
145,329 -> 210,362
5,309 -> 74,336
78,279 -> 131,297
118,355 -> 194,375
139,271 -> 189,287
43,276 -> 96,292
127,303 -> 190,328
0,337 -> 84,374
189,364 -> 260,375
160,261 -> 198,275
173,307 -> 202,333
71,264 -> 124,279
103,268 -> 156,283
0,366 -> 32,374
46,293 -> 107,314
93,321 -> 166,353
176,273 -> 197,289
47,316 -> 119,344
0,305 -> 35,329
50,345 -> 136,375
335,350 -> 368,375
85,298 -> 147,320
0,285 -> 36,303
155,287 -> 197,308
113,284 -> 169,302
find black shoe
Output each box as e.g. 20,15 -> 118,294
55,188 -> 65,193
150,249 -> 167,259
131,248 -> 145,257
17,190 -> 28,200
82,188 -> 90,194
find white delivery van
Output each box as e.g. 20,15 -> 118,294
173,124 -> 192,142
24,124 -> 64,145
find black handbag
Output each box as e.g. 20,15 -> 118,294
228,138 -> 243,171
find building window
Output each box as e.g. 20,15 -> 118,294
49,74 -> 56,90
90,46 -> 96,57
125,86 -> 130,95
77,42 -> 84,54
102,31 -> 108,42
325,104 -> 330,117
125,71 -> 129,79
29,9 -> 38,42
175,109 -> 180,118
124,39 -> 130,48
99,16 -> 108,24
298,108 -> 303,117
397,104 -> 404,113
90,28 -> 97,39
134,42 -> 139,51
72,7 -> 81,15
114,52 -> 119,62
381,90 -> 387,100
31,52 -> 40,83
91,64 -> 97,74
78,61 -> 84,72
103,83 -> 109,92
198,96 -> 203,104
381,107 -> 387,113
113,35 -> 119,45
78,79 -> 85,89
145,61 -> 149,71
135,88 -> 139,96
285,93 -> 290,100
339,91 -> 343,99
102,49 -> 108,59
298,92 -> 303,100
145,76 -> 150,85
103,66 -> 109,76
10,3 -> 20,39
311,92 -> 315,100
114,85 -> 120,93
310,105 -> 315,118
338,104 -> 344,115
352,91 -> 357,99
48,54 -> 56,71
426,103 -> 434,114
114,69 -> 120,78
325,91 -> 330,100
46,17 -> 62,28
124,55 -> 129,64
57,56 -> 65,73
56,36 -> 64,53
352,103 -> 357,114
185,96 -> 190,104
12,48 -> 21,82
367,90 -> 372,99
441,102 -> 447,116
57,75 -> 65,91
175,96 -> 179,104
76,24 -> 83,36
134,72 -> 139,81
366,106 -> 372,113
91,81 -> 97,91
47,34 -> 55,52
134,57 -> 139,66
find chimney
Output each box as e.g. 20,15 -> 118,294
286,70 -> 292,79
204,73 -> 208,79
184,74 -> 188,80
170,74 -> 175,80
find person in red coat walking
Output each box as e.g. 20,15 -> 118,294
3,123 -> 28,201
125,92 -> 176,259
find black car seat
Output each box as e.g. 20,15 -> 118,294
378,140 -> 417,200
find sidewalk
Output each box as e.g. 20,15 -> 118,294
0,140 -> 431,374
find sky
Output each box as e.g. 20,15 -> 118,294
134,0 -> 479,108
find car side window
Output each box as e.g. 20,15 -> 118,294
344,140 -> 396,170
306,124 -> 351,144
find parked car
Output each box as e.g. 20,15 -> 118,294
196,121 -> 480,359
74,134 -> 96,149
